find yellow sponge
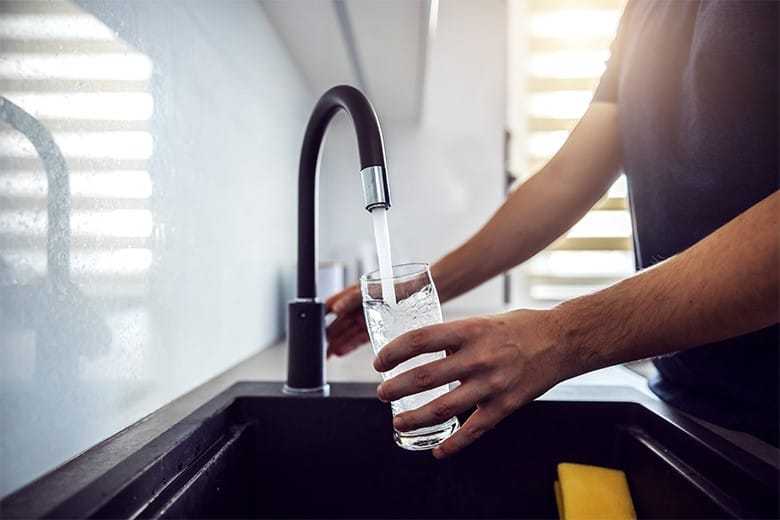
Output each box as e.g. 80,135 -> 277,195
554,462 -> 637,520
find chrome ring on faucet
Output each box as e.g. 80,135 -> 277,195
361,165 -> 391,211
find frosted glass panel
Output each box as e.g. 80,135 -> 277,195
0,0 -> 310,496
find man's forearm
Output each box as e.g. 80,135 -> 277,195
549,191 -> 780,378
432,102 -> 623,303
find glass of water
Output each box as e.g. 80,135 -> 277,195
360,263 -> 460,450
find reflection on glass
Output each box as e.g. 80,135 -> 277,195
2,248 -> 153,277
1,170 -> 153,199
1,0 -> 154,497
5,92 -> 154,120
0,54 -> 153,80
2,131 -> 154,159
0,13 -> 120,40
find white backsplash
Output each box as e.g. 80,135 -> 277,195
0,0 -> 310,496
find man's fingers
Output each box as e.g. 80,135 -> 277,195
326,312 -> 363,340
391,381 -> 484,433
324,285 -> 361,314
327,325 -> 368,357
376,354 -> 465,403
374,323 -> 462,372
432,406 -> 503,460
324,285 -> 368,358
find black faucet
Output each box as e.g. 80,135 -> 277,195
285,85 -> 391,394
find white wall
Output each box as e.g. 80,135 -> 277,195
0,0 -> 310,496
319,0 -> 507,313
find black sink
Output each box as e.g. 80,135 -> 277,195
2,383 -> 778,518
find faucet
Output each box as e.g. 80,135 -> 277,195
285,85 -> 391,395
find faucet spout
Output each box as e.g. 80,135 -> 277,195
285,85 -> 391,394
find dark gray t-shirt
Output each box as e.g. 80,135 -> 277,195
593,0 -> 779,444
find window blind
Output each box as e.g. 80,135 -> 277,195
507,0 -> 632,303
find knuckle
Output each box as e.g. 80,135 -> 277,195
464,423 -> 487,442
412,366 -> 433,388
462,316 -> 492,336
490,396 -> 512,416
470,350 -> 494,372
408,329 -> 429,353
460,320 -> 483,337
402,411 -> 423,431
432,400 -> 455,420
497,399 -> 518,417
495,342 -> 521,364
486,373 -> 507,393
414,367 -> 433,388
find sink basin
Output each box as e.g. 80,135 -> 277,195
3,382 -> 778,518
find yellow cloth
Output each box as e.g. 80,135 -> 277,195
554,462 -> 637,520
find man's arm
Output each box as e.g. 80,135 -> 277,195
552,189 -> 779,371
326,102 -> 622,356
375,191 -> 779,458
432,101 -> 622,302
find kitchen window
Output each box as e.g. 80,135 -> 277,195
506,0 -> 632,304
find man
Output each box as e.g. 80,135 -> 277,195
325,0 -> 779,458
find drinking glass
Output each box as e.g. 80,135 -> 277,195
360,263 -> 459,450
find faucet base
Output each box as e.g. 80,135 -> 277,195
286,299 -> 327,392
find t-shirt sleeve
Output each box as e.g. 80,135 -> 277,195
592,1 -> 634,103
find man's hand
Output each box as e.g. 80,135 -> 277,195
325,284 -> 368,357
372,190 -> 779,460
373,310 -> 566,460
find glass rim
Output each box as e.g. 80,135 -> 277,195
360,262 -> 430,284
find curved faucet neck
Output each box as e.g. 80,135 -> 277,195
297,85 -> 389,299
